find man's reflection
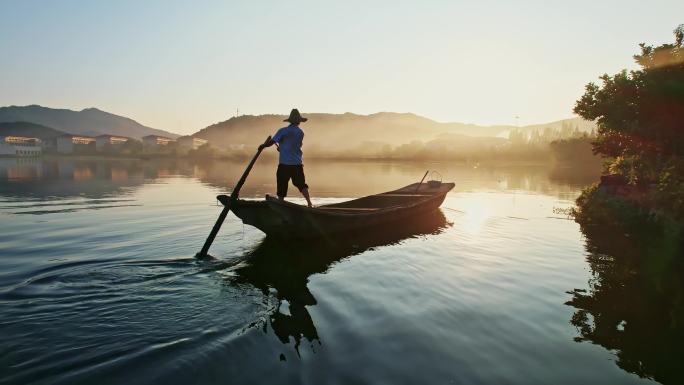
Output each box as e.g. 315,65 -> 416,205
230,210 -> 451,354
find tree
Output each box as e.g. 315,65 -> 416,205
574,25 -> 684,184
188,142 -> 216,159
121,139 -> 143,155
574,25 -> 684,218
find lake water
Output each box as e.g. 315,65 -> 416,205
0,157 -> 665,384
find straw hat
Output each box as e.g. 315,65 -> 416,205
284,108 -> 308,123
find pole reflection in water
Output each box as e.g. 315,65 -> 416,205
567,221 -> 684,384
226,210 -> 451,354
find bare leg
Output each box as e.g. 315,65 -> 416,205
301,187 -> 313,208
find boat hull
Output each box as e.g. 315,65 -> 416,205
230,182 -> 454,239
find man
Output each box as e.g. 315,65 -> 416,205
260,108 -> 313,207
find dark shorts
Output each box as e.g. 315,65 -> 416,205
277,164 -> 308,198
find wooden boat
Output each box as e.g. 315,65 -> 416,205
196,137 -> 452,256
226,181 -> 454,239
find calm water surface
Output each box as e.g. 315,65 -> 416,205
0,158 -> 660,384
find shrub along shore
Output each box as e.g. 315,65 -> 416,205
572,25 -> 684,248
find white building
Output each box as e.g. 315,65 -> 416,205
96,134 -> 130,150
0,136 -> 43,157
57,134 -> 96,153
142,135 -> 175,148
177,136 -> 208,150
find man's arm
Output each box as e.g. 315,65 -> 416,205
259,137 -> 276,149
259,129 -> 283,150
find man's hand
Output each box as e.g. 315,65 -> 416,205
259,137 -> 275,151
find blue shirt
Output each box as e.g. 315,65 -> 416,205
272,124 -> 304,165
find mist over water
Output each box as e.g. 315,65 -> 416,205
0,158 -> 654,384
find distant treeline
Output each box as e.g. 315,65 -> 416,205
509,121 -> 595,144
215,123 -> 600,164
41,127 -> 600,165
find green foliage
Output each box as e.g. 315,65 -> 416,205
574,184 -> 650,230
574,25 -> 684,182
655,158 -> 684,218
574,25 -> 684,220
549,136 -> 601,164
121,139 -> 143,155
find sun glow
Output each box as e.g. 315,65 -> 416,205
457,196 -> 494,235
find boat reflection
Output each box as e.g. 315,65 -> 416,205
566,222 -> 684,384
228,210 -> 451,353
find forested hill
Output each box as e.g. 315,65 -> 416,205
0,121 -> 66,139
192,112 -> 594,151
0,105 -> 179,139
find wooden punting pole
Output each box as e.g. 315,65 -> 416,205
415,170 -> 430,193
196,136 -> 271,258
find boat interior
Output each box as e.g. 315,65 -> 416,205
315,182 -> 453,212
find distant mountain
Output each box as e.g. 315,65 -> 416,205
0,121 -> 66,139
0,105 -> 179,139
192,112 -> 594,153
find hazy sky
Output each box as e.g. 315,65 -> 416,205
1,0 -> 682,134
